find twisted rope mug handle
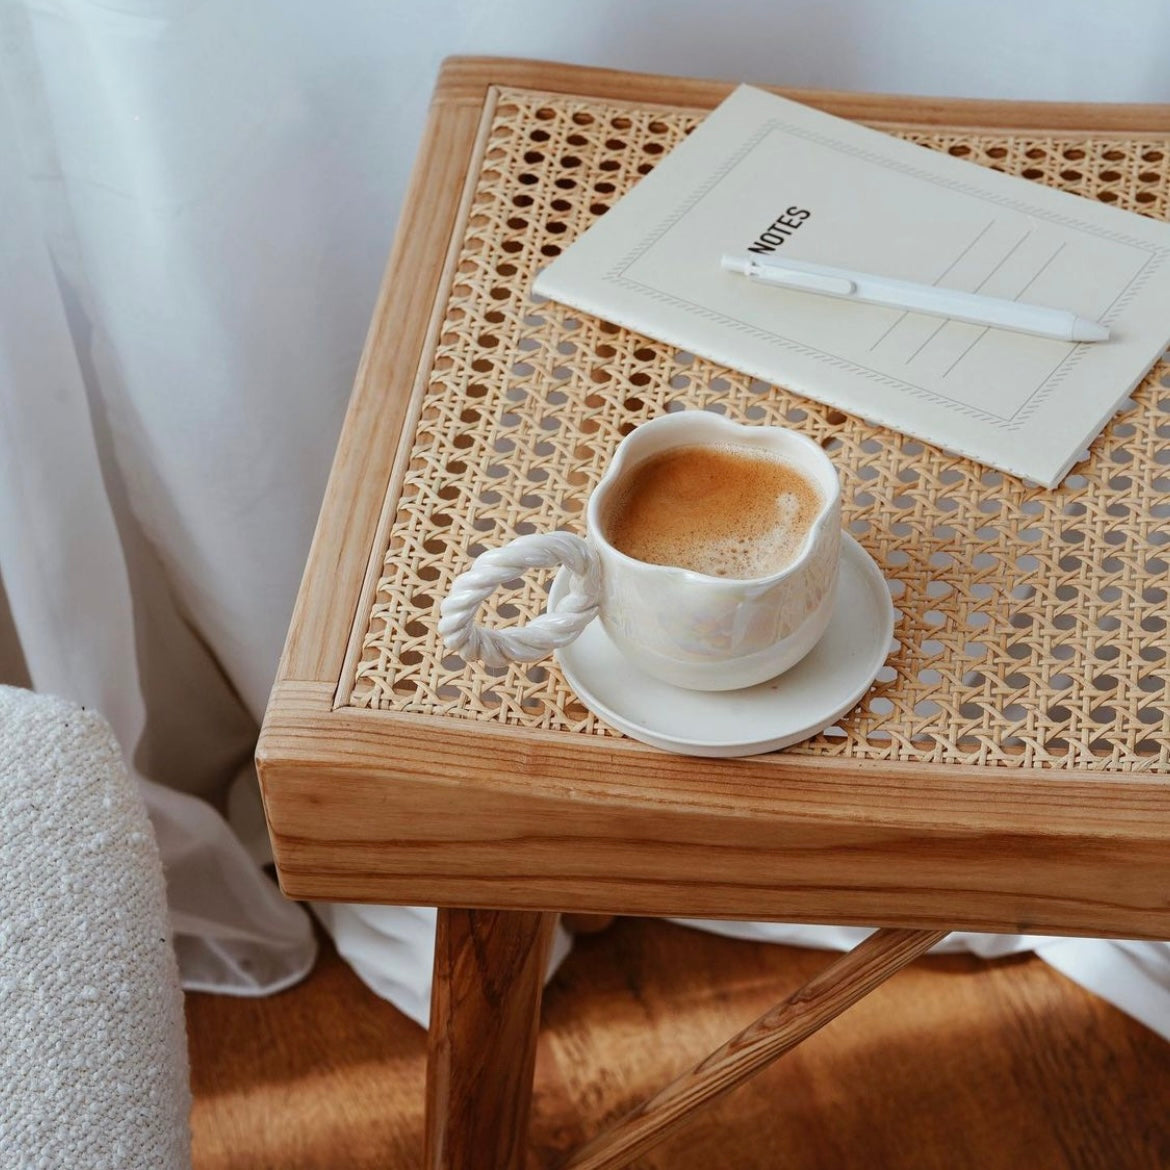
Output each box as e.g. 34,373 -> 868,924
438,532 -> 603,669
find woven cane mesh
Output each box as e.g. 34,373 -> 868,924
349,86 -> 1170,773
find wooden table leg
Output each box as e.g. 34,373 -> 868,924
425,907 -> 557,1170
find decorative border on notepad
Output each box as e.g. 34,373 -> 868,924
604,118 -> 1170,431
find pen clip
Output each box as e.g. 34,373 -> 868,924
746,261 -> 855,296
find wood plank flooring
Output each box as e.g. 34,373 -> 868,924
187,918 -> 1170,1169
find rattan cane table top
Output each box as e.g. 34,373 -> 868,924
344,81 -> 1169,774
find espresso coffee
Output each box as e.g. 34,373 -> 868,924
603,443 -> 822,578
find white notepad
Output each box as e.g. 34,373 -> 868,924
533,86 -> 1170,486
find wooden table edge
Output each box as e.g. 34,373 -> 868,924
261,677 -> 1170,788
435,55 -> 1170,133
256,683 -> 1170,939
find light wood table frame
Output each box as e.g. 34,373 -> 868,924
257,58 -> 1170,1170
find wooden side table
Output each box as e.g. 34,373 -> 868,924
257,57 -> 1170,1169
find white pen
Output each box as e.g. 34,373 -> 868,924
721,253 -> 1110,343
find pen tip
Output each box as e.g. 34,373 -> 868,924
1072,318 -> 1110,342
721,254 -> 751,275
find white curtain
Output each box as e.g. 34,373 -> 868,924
2,0 -> 1168,1025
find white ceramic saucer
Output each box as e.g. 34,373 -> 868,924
549,533 -> 894,758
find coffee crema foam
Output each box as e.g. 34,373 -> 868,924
603,443 -> 823,578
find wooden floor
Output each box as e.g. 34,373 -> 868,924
187,918 -> 1170,1170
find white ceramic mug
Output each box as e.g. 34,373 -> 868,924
438,411 -> 841,691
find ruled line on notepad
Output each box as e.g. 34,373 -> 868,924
901,229 -> 1032,369
941,240 -> 1067,378
868,218 -> 996,352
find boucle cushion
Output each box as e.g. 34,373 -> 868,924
0,686 -> 191,1169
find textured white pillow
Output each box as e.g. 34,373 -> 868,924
0,686 -> 191,1169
